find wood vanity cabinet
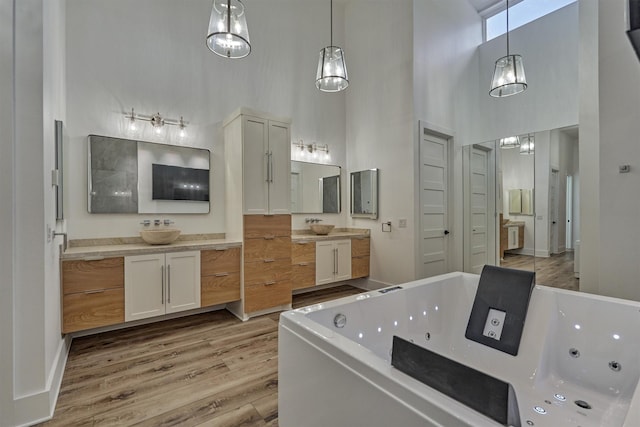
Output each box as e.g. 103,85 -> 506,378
200,247 -> 241,307
351,237 -> 371,279
61,257 -> 125,333
291,240 -> 316,290
243,215 -> 292,313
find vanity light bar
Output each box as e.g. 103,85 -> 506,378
125,108 -> 188,134
292,139 -> 329,154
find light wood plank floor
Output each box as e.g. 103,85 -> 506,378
501,251 -> 579,291
39,285 -> 364,427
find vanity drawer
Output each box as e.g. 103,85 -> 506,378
201,272 -> 241,307
292,262 -> 316,290
292,240 -> 316,264
352,256 -> 370,279
351,237 -> 370,258
62,257 -> 124,294
201,247 -> 241,276
244,259 -> 291,286
244,237 -> 291,262
244,215 -> 291,238
62,288 -> 124,333
244,280 -> 292,313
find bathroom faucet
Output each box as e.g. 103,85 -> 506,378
305,218 -> 323,223
154,219 -> 161,226
163,219 -> 174,226
140,219 -> 151,227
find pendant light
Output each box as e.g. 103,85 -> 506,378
499,135 -> 520,149
206,0 -> 251,59
489,0 -> 527,97
519,134 -> 534,154
316,0 -> 349,92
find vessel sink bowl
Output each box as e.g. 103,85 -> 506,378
140,228 -> 181,245
310,224 -> 335,235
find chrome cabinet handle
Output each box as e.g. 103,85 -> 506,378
265,281 -> 276,286
167,264 -> 171,304
264,259 -> 275,263
269,151 -> 274,183
265,152 -> 270,183
264,235 -> 275,240
84,289 -> 105,295
298,262 -> 309,266
214,272 -> 230,277
161,265 -> 165,304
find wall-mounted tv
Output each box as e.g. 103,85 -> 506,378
152,164 -> 209,202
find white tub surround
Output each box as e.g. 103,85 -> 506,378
279,272 -> 640,427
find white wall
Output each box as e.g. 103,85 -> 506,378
344,0 -> 415,285
65,0 -> 347,239
474,3 -> 579,144
597,0 -> 640,301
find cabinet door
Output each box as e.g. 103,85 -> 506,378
316,241 -> 337,286
165,251 -> 201,314
335,240 -> 352,281
243,116 -> 270,214
268,120 -> 291,214
125,254 -> 165,321
507,226 -> 519,249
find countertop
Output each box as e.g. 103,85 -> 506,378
291,228 -> 370,242
502,221 -> 525,227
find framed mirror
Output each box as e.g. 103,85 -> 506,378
350,168 -> 378,219
88,135 -> 211,214
290,161 -> 341,214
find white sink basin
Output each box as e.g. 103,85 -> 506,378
310,224 -> 335,235
140,228 -> 181,245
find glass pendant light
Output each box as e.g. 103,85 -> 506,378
490,0 -> 527,97
316,0 -> 349,92
499,135 -> 520,149
206,0 -> 251,59
520,134 -> 534,154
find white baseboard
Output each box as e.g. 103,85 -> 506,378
13,336 -> 70,426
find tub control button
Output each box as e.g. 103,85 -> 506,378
482,308 -> 506,341
333,313 -> 347,328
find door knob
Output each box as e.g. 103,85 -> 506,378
444,230 -> 450,235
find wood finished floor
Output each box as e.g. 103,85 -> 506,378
40,285 -> 364,427
501,251 -> 579,291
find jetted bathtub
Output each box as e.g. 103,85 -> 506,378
278,272 -> 640,427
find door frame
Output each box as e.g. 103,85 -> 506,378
415,121 -> 454,279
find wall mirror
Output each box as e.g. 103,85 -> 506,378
88,135 -> 211,214
351,168 -> 378,219
290,161 -> 341,214
462,126 -> 579,290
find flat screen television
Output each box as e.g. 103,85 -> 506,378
152,164 -> 209,202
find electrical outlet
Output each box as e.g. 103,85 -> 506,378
482,308 -> 506,341
398,218 -> 407,228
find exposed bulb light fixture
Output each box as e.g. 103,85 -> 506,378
206,0 -> 251,59
124,109 -> 188,138
316,0 -> 348,92
519,134 -> 534,154
490,0 -> 527,97
292,140 -> 330,160
499,135 -> 520,149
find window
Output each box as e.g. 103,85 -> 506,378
485,0 -> 576,41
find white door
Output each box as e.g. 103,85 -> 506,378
334,240 -> 352,282
268,120 -> 292,214
465,145 -> 493,274
165,251 -> 201,314
565,175 -> 573,249
243,116 -> 269,214
125,254 -> 165,321
315,241 -> 336,285
550,170 -> 559,254
419,126 -> 449,278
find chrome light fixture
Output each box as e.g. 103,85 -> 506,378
125,108 -> 188,138
519,134 -> 534,154
206,0 -> 251,59
489,0 -> 527,97
316,0 -> 348,92
499,135 -> 520,149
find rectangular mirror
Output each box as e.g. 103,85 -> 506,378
88,135 -> 210,214
290,161 -> 341,214
351,168 -> 378,219
508,189 -> 533,215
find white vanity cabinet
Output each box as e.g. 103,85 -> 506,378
224,108 -> 291,215
316,240 -> 352,286
125,251 -> 201,321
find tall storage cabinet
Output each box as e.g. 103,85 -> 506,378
224,108 -> 293,319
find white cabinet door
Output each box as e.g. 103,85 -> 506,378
268,120 -> 291,214
243,116 -> 270,214
125,254 -> 165,321
507,226 -> 519,249
316,240 -> 352,285
165,251 -> 201,314
125,251 -> 201,321
335,240 -> 352,281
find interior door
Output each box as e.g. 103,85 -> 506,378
550,170 -> 559,254
419,126 -> 449,278
465,145 -> 494,274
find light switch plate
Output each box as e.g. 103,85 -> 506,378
483,308 -> 506,340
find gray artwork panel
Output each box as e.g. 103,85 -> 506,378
89,136 -> 138,213
322,175 -> 340,213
